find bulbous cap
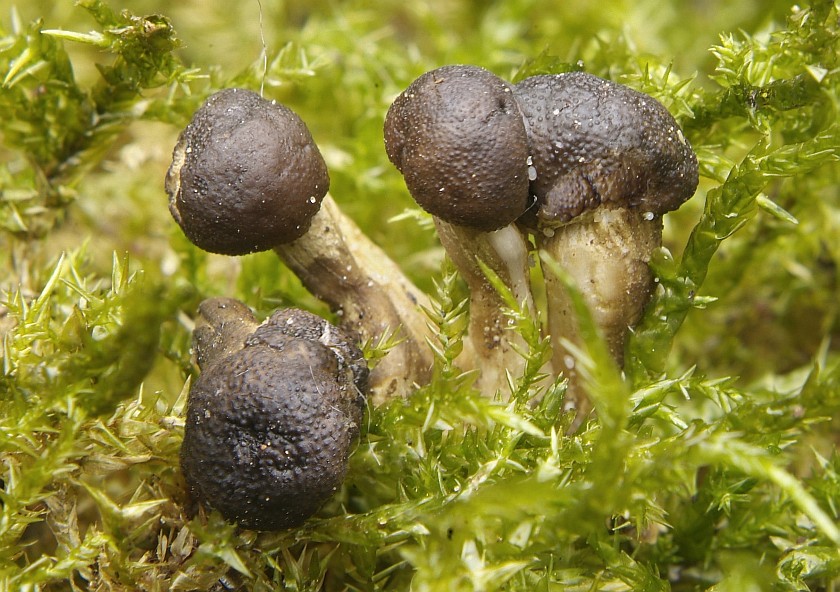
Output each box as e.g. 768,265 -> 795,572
166,88 -> 329,255
180,305 -> 368,530
513,72 -> 699,229
384,65 -> 531,231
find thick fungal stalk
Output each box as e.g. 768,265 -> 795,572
166,88 -> 433,401
274,194 -> 434,403
513,72 -> 699,417
434,220 -> 536,392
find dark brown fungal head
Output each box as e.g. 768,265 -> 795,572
246,308 -> 369,400
180,303 -> 368,530
513,72 -> 699,230
166,88 -> 329,255
384,65 -> 531,231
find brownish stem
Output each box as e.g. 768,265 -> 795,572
538,208 -> 661,420
274,195 -> 434,403
192,297 -> 260,371
434,219 -> 540,397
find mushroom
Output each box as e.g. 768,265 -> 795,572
166,88 -> 433,402
512,72 -> 699,416
384,65 -> 540,396
180,297 -> 368,530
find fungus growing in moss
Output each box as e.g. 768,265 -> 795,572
180,298 -> 368,530
513,72 -> 699,416
384,65 -> 540,395
166,88 -> 432,401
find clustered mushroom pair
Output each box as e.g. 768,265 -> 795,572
384,66 -> 698,406
166,66 -> 698,530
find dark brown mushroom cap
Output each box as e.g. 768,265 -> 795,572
384,65 -> 530,231
166,88 -> 329,255
513,72 -> 699,229
246,308 -> 369,399
180,307 -> 367,530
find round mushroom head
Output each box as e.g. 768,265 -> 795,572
166,88 -> 329,255
384,65 -> 531,231
513,72 -> 699,230
246,307 -> 370,401
180,307 -> 367,530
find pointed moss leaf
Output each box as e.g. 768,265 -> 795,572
215,547 -> 253,578
511,48 -> 583,83
590,536 -> 670,591
756,194 -> 799,224
189,515 -> 254,577
629,369 -> 694,428
3,46 -> 37,87
80,481 -> 166,523
696,436 -> 840,545
40,29 -> 108,47
483,405 -> 544,438
476,259 -> 518,311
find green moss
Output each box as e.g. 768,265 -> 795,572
1,0 -> 839,590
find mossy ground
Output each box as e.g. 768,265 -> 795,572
1,0 -> 839,590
